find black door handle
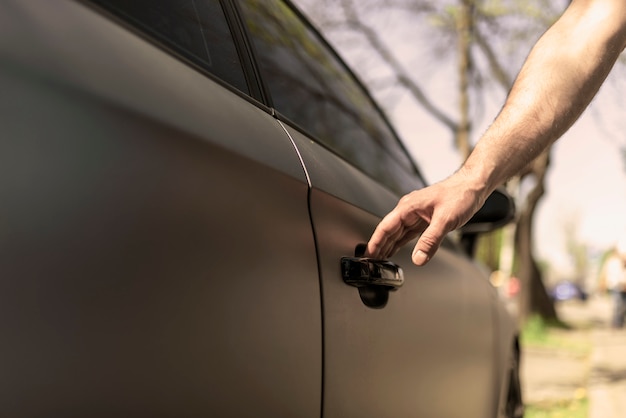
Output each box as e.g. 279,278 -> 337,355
340,257 -> 404,290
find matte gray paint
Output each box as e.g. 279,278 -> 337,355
286,126 -> 499,417
0,1 -> 321,416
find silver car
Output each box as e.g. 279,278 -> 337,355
0,0 -> 522,417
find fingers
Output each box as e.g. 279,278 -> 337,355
367,219 -> 427,262
368,207 -> 449,267
411,219 -> 448,266
367,172 -> 486,265
366,208 -> 426,259
366,211 -> 402,258
389,219 -> 427,255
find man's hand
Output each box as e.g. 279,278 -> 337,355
365,172 -> 488,266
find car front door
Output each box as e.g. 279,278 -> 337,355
239,1 -> 501,416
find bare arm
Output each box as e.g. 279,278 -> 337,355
467,0 -> 626,193
367,0 -> 626,265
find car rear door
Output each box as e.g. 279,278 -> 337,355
0,1 -> 321,416
238,1 -> 502,416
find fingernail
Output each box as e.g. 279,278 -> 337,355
413,250 -> 429,266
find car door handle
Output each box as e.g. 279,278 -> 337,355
340,257 -> 404,290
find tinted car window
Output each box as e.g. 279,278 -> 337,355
90,0 -> 249,94
238,0 -> 423,193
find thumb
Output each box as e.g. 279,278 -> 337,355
411,221 -> 446,266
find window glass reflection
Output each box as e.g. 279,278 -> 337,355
92,0 -> 249,94
239,0 -> 423,193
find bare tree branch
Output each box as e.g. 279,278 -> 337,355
473,26 -> 513,90
339,0 -> 458,132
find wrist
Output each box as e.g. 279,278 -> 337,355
455,159 -> 498,204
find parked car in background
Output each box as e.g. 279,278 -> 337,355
550,280 -> 588,302
0,0 -> 522,417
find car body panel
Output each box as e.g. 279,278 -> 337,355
286,126 -> 499,417
1,1 -> 321,416
0,0 -> 519,416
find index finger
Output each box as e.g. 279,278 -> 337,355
366,211 -> 404,259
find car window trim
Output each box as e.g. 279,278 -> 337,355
235,0 -> 426,185
78,0 -> 272,112
219,0 -> 270,104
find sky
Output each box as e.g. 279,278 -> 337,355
392,80 -> 626,276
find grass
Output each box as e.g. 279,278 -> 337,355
521,314 -> 591,417
524,396 -> 588,418
521,314 -> 592,356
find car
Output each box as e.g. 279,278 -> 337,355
0,0 -> 522,417
550,280 -> 588,302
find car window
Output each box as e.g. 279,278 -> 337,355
237,0 -> 424,194
89,0 -> 250,94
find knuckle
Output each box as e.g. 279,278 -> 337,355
398,194 -> 413,207
418,232 -> 440,250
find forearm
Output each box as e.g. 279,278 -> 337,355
461,0 -> 626,198
367,1 -> 626,266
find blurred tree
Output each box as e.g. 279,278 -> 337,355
514,150 -> 557,322
563,214 -> 589,283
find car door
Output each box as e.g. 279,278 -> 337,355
0,1 -> 322,416
238,1 -> 502,416
293,134 -> 501,418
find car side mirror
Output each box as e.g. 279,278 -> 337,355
458,188 -> 516,257
460,187 -> 516,234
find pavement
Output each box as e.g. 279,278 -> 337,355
520,294 -> 626,417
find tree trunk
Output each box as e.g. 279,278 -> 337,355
455,0 -> 474,159
514,151 -> 558,325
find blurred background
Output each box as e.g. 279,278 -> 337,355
292,1 -> 626,416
